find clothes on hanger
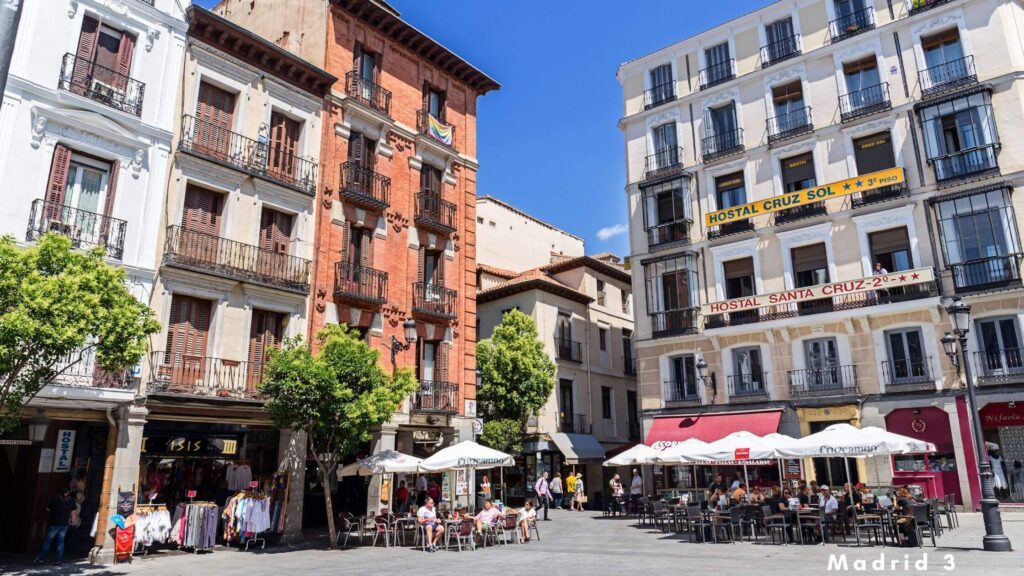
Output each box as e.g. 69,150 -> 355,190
133,506 -> 173,546
171,502 -> 218,551
222,492 -> 272,542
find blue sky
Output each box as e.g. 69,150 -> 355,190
196,0 -> 765,256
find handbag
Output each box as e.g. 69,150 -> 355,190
580,494 -> 589,504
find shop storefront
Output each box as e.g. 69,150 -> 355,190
885,406 -> 962,504
796,405 -> 865,486
979,401 -> 1024,503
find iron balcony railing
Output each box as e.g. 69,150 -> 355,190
829,6 -> 875,42
339,159 -> 390,210
840,83 -> 891,122
417,109 -> 457,151
727,373 -> 770,401
702,128 -> 744,163
413,381 -> 459,414
334,261 -> 388,305
975,348 -> 1024,384
344,70 -> 392,117
882,358 -> 935,392
27,199 -> 127,260
761,34 -> 801,68
774,201 -> 828,225
919,55 -> 977,98
643,147 -> 685,181
850,182 -> 910,208
767,106 -> 813,144
148,352 -> 263,400
163,225 -> 311,293
559,413 -> 591,434
49,347 -> 135,391
949,254 -> 1022,293
708,219 -> 755,240
623,356 -> 637,376
698,59 -> 735,90
411,282 -> 457,319
662,380 -> 703,406
647,220 -> 691,248
414,191 -> 457,234
650,308 -> 699,339
788,365 -> 858,398
704,280 -> 938,329
58,52 -> 145,117
931,143 -> 999,182
644,82 -> 677,110
909,0 -> 955,16
179,115 -> 318,194
555,337 -> 582,363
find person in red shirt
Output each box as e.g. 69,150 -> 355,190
395,480 -> 410,514
427,479 -> 441,503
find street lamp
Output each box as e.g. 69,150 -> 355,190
27,410 -> 50,442
696,358 -> 716,404
389,318 -> 417,372
941,297 -> 1012,552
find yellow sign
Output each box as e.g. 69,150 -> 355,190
704,167 -> 905,227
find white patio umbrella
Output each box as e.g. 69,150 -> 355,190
603,444 -> 660,467
651,438 -> 712,464
417,441 -> 514,471
337,450 -> 423,477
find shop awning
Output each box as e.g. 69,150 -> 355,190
550,432 -> 606,465
646,410 -> 782,451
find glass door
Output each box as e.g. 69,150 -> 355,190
732,347 -> 763,394
886,329 -> 927,383
976,318 -> 1023,377
804,338 -> 840,390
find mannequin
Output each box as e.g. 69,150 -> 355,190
989,451 -> 1008,495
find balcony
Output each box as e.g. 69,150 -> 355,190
148,352 -> 263,400
702,128 -> 744,163
417,110 -> 457,151
774,201 -> 827,225
26,199 -> 127,260
882,358 -> 935,392
840,83 -> 891,123
708,219 -> 755,240
761,34 -> 801,68
932,144 -> 999,183
623,356 -> 637,376
58,52 -> 145,117
162,225 -> 311,293
339,160 -> 390,210
909,0 -> 955,16
698,59 -> 735,90
555,337 -> 582,363
559,413 -> 591,434
644,82 -> 676,110
49,348 -> 135,391
949,255 -> 1022,294
411,282 -> 457,320
788,365 -> 859,399
662,381 -> 703,407
647,220 -> 691,248
651,308 -> 699,339
643,147 -> 685,182
975,348 -> 1024,385
829,7 -> 875,43
344,70 -> 392,118
919,55 -> 977,98
727,373 -> 770,402
334,261 -> 388,306
412,381 -> 459,414
179,115 -> 318,195
414,191 -> 457,234
850,182 -> 910,208
767,107 -> 813,144
704,280 -> 938,329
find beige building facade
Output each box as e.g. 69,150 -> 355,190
618,0 -> 1024,509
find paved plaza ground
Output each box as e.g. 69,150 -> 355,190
4,508 -> 1023,575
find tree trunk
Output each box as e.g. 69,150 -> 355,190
322,469 -> 337,549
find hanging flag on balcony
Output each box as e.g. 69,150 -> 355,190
428,114 -> 453,147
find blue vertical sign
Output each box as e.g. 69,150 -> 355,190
52,429 -> 76,473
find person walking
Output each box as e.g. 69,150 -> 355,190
629,468 -> 643,514
572,473 -> 586,511
564,471 -> 576,510
534,471 -> 553,520
550,472 -> 564,510
33,488 -> 77,565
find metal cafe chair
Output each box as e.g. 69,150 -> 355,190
849,506 -> 885,547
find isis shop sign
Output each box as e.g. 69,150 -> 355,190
704,167 -> 905,227
701,266 -> 934,316
142,434 -> 240,458
52,429 -> 76,473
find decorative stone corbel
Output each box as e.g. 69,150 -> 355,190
67,0 -> 78,18
130,149 -> 144,178
145,28 -> 160,52
377,125 -> 393,158
30,111 -> 47,149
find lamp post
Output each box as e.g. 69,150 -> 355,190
389,318 -> 417,373
941,297 -> 1012,552
27,409 -> 50,442
695,358 -> 717,404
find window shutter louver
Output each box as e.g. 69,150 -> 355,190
113,32 -> 135,91
269,112 -> 300,179
72,16 -> 100,91
195,82 -> 235,157
360,228 -> 371,267
417,246 -> 426,283
44,144 -> 73,216
341,220 -> 352,264
439,343 -> 449,382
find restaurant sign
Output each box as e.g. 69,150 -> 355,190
700,266 -> 935,316
704,167 -> 905,227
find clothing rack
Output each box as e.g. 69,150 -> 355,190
132,504 -> 170,556
172,501 -> 218,553
223,490 -> 271,550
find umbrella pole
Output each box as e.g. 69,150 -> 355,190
844,458 -> 853,497
826,457 -> 834,487
777,458 -> 785,498
743,464 -> 750,493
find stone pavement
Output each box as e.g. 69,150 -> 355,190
5,509 -> 1023,575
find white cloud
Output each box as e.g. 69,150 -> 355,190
596,223 -> 628,241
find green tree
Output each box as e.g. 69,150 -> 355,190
477,309 -> 556,429
259,324 -> 417,548
0,234 -> 160,433
478,418 -> 524,455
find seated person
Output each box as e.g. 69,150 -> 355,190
416,497 -> 445,552
798,485 -> 812,507
749,487 -> 765,503
516,500 -> 537,542
819,485 -> 839,523
472,499 -> 504,534
731,483 -> 747,503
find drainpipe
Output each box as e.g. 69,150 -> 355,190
89,408 -> 118,562
584,305 -> 594,435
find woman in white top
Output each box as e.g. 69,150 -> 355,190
516,500 -> 537,542
573,476 -> 585,511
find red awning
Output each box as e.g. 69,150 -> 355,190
646,409 -> 782,450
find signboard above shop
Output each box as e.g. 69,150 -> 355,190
704,167 -> 905,227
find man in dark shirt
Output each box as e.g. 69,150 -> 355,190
33,489 -> 76,565
706,473 -> 728,497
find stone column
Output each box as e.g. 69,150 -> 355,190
365,423 -> 398,517
94,403 -> 147,565
277,428 -> 307,543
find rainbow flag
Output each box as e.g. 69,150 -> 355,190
427,114 -> 453,147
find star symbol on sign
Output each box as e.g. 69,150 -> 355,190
911,273 -> 920,280
843,183 -> 851,190
856,180 -> 864,188
899,275 -> 907,282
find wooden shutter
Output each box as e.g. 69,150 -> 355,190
792,244 -> 828,273
853,132 -> 895,173
259,208 -> 293,254
353,43 -> 362,77
195,81 -> 236,156
114,31 -> 135,90
360,228 -> 371,267
102,160 -> 119,218
247,309 -> 285,386
782,153 -> 815,188
439,343 -> 449,382
181,185 -> 223,236
417,245 -> 426,283
269,112 -> 300,179
869,227 -> 910,254
723,257 -> 754,279
44,144 -> 73,209
165,295 -> 212,359
435,253 -> 445,286
72,16 -> 100,91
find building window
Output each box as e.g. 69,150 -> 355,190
921,28 -> 972,94
763,17 -> 799,66
776,152 -> 823,223
645,63 -> 675,109
709,172 -> 751,237
622,291 -> 632,315
559,379 -> 576,431
731,346 -> 765,395
665,355 -> 699,402
601,386 -> 612,420
884,328 -> 930,385
841,56 -> 889,119
424,84 -> 446,121
792,243 -> 831,314
869,227 -> 912,273
651,122 -> 680,170
622,328 -> 634,374
800,337 -> 845,391
919,92 -> 999,182
641,177 -> 691,247
975,317 -> 1024,379
701,42 -> 734,88
935,187 -> 1022,291
596,279 -> 606,306
769,81 -> 810,141
854,132 -> 896,174
703,103 -> 741,158
643,253 -> 699,338
599,328 -> 608,351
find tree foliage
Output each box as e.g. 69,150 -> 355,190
0,234 -> 160,433
477,309 -> 556,424
258,323 -> 417,548
478,418 -> 523,455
